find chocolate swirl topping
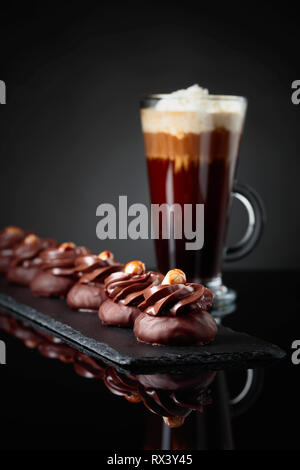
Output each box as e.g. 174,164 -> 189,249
0,227 -> 26,250
11,237 -> 57,267
105,271 -> 163,306
139,283 -> 213,316
40,245 -> 91,273
77,258 -> 123,285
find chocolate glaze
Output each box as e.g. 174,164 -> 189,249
67,283 -> 107,312
6,237 -> 57,286
66,257 -> 123,311
134,282 -> 217,346
98,270 -> 163,327
30,245 -> 91,298
0,249 -> 14,274
99,298 -> 141,327
0,227 -> 26,250
134,310 -> 217,346
0,228 -> 30,274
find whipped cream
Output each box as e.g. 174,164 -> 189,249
141,84 -> 246,135
155,85 -> 209,111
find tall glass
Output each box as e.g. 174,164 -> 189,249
140,94 -> 264,308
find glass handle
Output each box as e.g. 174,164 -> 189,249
229,369 -> 264,418
224,182 -> 266,262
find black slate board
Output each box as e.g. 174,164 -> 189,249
0,278 -> 285,372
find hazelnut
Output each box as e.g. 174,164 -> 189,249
98,250 -> 114,261
4,226 -> 22,234
125,393 -> 142,403
161,269 -> 186,286
23,234 -> 39,245
124,260 -> 146,275
163,416 -> 185,428
57,242 -> 76,252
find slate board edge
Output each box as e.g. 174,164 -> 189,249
0,292 -> 286,371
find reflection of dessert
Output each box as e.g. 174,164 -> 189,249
74,352 -> 106,379
66,251 -> 123,312
98,260 -> 163,327
30,242 -> 91,298
104,367 -> 142,403
0,311 -> 215,428
0,226 -> 28,274
137,370 -> 216,428
6,234 -> 57,286
134,269 -> 217,346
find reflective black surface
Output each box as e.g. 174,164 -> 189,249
0,271 -> 298,450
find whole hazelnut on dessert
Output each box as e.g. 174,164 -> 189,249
23,234 -> 39,245
4,226 -> 22,234
98,250 -> 114,262
161,269 -> 186,286
57,242 -> 76,252
124,260 -> 146,275
163,416 -> 185,428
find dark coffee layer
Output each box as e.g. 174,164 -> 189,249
144,129 -> 241,281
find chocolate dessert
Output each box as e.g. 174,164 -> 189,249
99,260 -> 163,327
0,226 -> 28,274
134,269 -> 217,346
30,242 -> 91,298
6,234 -> 57,286
136,370 -> 216,428
66,250 -> 123,312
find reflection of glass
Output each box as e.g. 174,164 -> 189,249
140,94 -> 265,307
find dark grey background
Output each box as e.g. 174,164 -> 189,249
0,3 -> 299,270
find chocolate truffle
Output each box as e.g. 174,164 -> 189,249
66,250 -> 123,312
0,226 -> 27,274
98,260 -> 163,327
134,269 -> 217,346
30,242 -> 91,298
6,234 -> 57,286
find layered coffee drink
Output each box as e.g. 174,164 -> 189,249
140,85 -> 246,282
